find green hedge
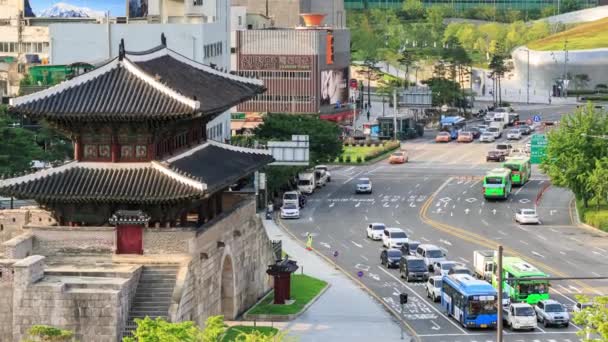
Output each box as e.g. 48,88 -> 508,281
568,89 -> 608,96
577,198 -> 608,232
580,95 -> 608,101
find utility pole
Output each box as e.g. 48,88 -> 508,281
526,48 -> 530,104
497,245 -> 504,342
393,89 -> 397,141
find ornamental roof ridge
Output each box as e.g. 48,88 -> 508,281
207,139 -> 272,156
164,141 -> 211,163
126,46 -> 264,87
150,161 -> 206,191
121,58 -> 200,110
0,161 -> 78,188
9,58 -> 120,107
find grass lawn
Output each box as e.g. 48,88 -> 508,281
222,326 -> 278,342
247,274 -> 327,315
528,17 -> 608,51
577,198 -> 608,232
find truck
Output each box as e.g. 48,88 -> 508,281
492,111 -> 509,128
297,172 -> 316,194
503,303 -> 538,331
489,121 -> 504,138
473,250 -> 494,281
314,168 -> 328,188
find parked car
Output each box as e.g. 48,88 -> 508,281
435,131 -> 451,143
457,131 -> 474,143
416,244 -> 446,271
487,150 -> 506,162
479,132 -> 496,143
426,276 -> 443,302
315,165 -> 331,182
355,177 -> 372,194
389,151 -> 408,164
515,208 -> 540,224
507,129 -> 522,140
366,222 -> 386,240
380,248 -> 402,268
280,203 -> 300,219
399,255 -> 429,282
573,302 -> 593,312
382,227 -> 408,248
534,300 -> 570,328
400,240 -> 421,256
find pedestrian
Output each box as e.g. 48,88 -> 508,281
306,232 -> 313,251
366,110 -> 370,121
548,96 -> 552,104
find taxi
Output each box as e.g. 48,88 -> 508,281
389,151 -> 408,164
435,132 -> 451,143
457,131 -> 474,143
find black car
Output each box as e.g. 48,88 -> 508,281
518,125 -> 532,135
467,127 -> 481,139
400,240 -> 421,256
399,256 -> 429,282
381,249 -> 402,269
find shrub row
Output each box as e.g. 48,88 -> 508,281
583,209 -> 608,232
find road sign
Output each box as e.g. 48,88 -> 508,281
530,134 -> 547,164
526,118 -> 532,125
533,115 -> 542,123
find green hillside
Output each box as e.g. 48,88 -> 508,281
528,17 -> 608,51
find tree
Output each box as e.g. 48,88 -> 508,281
526,20 -> 551,42
541,103 -> 608,208
422,77 -> 461,107
540,5 -> 557,18
0,106 -> 46,175
23,325 -> 74,342
588,158 -> 608,210
488,53 -> 510,106
561,0 -> 582,14
401,0 -> 425,20
572,295 -> 608,341
254,114 -> 342,164
123,317 -> 205,342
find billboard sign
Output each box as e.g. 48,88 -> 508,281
320,68 -> 348,106
240,55 -> 313,71
26,0 -> 125,18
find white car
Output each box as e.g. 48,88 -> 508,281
280,203 -> 300,219
382,227 -> 408,248
507,129 -> 522,140
426,276 -> 442,302
315,165 -> 331,182
433,260 -> 459,276
355,177 -> 372,194
479,132 -> 495,143
515,208 -> 540,224
366,222 -> 386,240
416,244 -> 446,271
573,302 -> 593,312
525,142 -> 531,153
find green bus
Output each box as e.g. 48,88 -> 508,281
502,157 -> 531,186
482,168 -> 512,199
492,257 -> 550,305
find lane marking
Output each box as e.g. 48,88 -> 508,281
351,241 -> 363,248
536,235 -> 547,241
355,202 -> 361,208
497,230 -> 507,236
329,202 -> 335,208
519,240 -> 529,245
439,239 -> 452,246
377,266 -> 469,334
531,251 -> 545,258
395,220 -> 401,225
421,237 -> 430,242
458,257 -> 470,264
360,255 -> 369,261
481,219 -> 489,226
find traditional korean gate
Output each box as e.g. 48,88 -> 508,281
116,225 -> 143,254
109,210 -> 150,255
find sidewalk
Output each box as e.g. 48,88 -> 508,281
258,217 -> 412,342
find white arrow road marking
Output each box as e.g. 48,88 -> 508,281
492,209 -> 497,215
368,272 -> 380,281
569,285 -> 582,293
550,209 -> 557,216
351,241 -> 363,248
519,198 -> 531,204
559,251 -> 566,255
355,202 -> 361,208
532,251 -> 545,258
465,198 -> 477,203
519,240 -> 529,245
479,208 -> 483,214
410,202 -> 416,208
395,220 -> 401,225
465,208 -> 470,214
435,202 -> 441,207
431,321 -> 441,330
355,264 -> 370,271
421,237 -> 430,242
329,202 -> 335,208
383,202 -> 390,208
440,239 -> 452,246
592,251 -> 603,256
450,212 -> 453,217
439,197 -> 452,203
320,242 -> 331,249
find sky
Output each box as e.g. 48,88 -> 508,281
29,0 -> 126,17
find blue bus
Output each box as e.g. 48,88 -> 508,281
439,116 -> 466,139
441,274 -> 498,329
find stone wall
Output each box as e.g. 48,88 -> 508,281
0,208 -> 54,256
2,234 -> 33,259
174,198 -> 274,325
143,228 -> 195,255
10,256 -> 141,342
0,260 -> 15,341
29,226 -> 115,255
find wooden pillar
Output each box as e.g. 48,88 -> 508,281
74,136 -> 82,161
111,135 -> 120,163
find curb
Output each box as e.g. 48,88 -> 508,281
275,218 -> 419,342
242,283 -> 331,322
535,182 -> 551,206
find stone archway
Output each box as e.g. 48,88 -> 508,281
220,255 -> 236,319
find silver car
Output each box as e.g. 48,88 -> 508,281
534,300 -> 570,328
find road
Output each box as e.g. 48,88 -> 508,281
279,104 -> 607,342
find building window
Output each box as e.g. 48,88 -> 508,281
135,145 -> 147,158
238,16 -> 242,26
193,0 -> 203,5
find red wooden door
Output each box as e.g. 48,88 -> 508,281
116,225 -> 143,254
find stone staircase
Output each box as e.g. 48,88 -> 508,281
122,265 -> 179,339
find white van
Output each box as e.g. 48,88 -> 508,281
416,244 -> 447,272
282,191 -> 300,207
297,172 -> 316,194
